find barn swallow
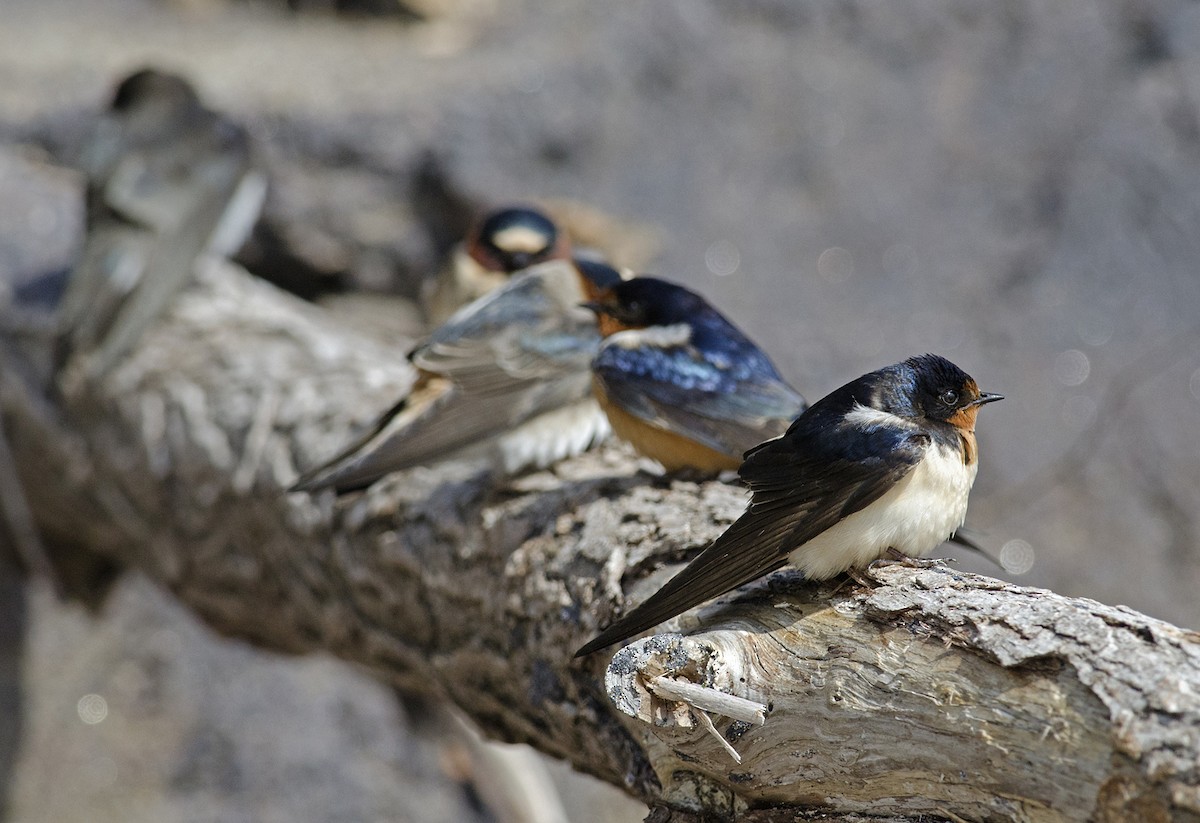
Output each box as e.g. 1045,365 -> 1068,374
576,353 -> 1002,656
56,67 -> 266,383
584,277 -> 807,474
291,257 -> 624,494
421,206 -> 571,325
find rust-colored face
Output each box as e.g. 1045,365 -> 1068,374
943,379 -> 1004,435
595,312 -> 632,337
584,287 -> 649,338
580,274 -> 611,304
947,379 -> 982,433
947,403 -> 980,433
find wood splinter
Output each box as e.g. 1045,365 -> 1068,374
644,674 -> 768,725
642,674 -> 768,764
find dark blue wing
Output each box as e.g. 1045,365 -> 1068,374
592,340 -> 805,459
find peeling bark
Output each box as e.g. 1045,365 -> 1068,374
4,259 -> 1200,822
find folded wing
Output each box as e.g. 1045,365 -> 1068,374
293,262 -> 599,492
592,341 -> 806,462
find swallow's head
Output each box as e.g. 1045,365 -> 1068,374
467,206 -> 568,273
582,276 -> 709,338
110,68 -> 199,115
903,354 -> 1003,432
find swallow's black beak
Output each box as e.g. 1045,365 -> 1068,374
579,301 -> 607,316
972,393 -> 1004,406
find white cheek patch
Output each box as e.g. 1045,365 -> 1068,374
843,402 -> 918,431
607,323 -> 692,350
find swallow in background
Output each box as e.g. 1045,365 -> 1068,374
292,257 -> 624,494
421,206 -> 571,326
584,277 -> 807,474
55,67 -> 267,383
576,353 -> 1002,656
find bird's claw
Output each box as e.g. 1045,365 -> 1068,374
846,567 -> 877,588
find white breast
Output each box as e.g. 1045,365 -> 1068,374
495,398 -> 612,473
788,443 -> 978,580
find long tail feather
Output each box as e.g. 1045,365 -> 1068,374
574,519 -> 791,657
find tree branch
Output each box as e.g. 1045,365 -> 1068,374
5,259 -> 1200,822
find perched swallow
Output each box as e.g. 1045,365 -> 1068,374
576,353 -> 1002,656
292,257 -> 624,494
56,67 -> 266,382
584,277 -> 807,474
421,206 -> 571,326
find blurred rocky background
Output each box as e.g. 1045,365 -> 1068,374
2,0 -> 1200,819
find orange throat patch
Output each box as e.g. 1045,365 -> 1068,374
946,406 -> 980,466
947,404 -> 980,434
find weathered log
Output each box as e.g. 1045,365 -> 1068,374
4,258 -> 1200,822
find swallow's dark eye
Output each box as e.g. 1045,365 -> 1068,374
939,389 -> 959,407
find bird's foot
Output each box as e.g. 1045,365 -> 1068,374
846,567 -> 877,589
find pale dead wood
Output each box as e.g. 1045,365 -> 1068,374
4,259 -> 1200,822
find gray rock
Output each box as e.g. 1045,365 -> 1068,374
8,575 -> 498,823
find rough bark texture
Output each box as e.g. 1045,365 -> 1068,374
5,258 -> 1200,822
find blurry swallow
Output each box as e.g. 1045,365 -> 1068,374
421,205 -> 571,326
584,277 -> 807,474
292,257 -> 624,494
576,353 -> 1002,656
56,67 -> 267,383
